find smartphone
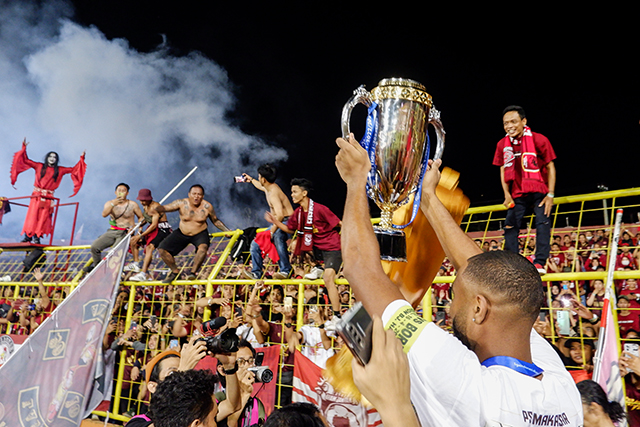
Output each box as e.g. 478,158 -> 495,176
556,311 -> 571,336
624,343 -> 639,373
129,321 -> 138,332
624,343 -> 639,356
336,302 -> 373,365
284,297 -> 293,311
435,311 -> 446,324
255,351 -> 264,366
150,315 -> 158,326
169,339 -> 179,349
539,311 -> 546,322
234,176 -> 245,183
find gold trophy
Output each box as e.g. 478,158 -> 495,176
341,78 -> 445,261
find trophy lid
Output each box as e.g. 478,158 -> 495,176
372,78 -> 432,107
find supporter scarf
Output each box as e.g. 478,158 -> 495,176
501,126 -> 546,191
293,199 -> 314,256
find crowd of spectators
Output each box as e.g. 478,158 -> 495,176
2,223 -> 640,423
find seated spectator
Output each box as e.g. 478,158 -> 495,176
86,183 -> 143,273
563,338 -> 594,383
617,295 -> 640,336
586,279 -> 605,316
247,289 -> 295,406
284,303 -> 334,369
617,241 -> 636,270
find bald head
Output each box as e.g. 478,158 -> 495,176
462,251 -> 544,322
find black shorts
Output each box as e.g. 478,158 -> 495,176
158,228 -> 210,257
313,248 -> 342,272
149,227 -> 171,248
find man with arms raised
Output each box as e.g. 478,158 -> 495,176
242,164 -> 294,279
335,134 -> 581,426
156,184 -> 230,283
86,183 -> 143,273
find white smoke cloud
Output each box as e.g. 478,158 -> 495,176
0,1 -> 287,243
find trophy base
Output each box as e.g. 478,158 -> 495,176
374,228 -> 407,262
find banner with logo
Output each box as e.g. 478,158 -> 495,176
0,235 -> 129,427
293,351 -> 382,427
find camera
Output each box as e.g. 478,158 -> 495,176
248,366 -> 273,383
196,327 -> 239,355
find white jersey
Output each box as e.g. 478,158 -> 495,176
382,300 -> 583,427
299,325 -> 334,369
235,323 -> 264,349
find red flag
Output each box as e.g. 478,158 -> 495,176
293,350 -> 382,427
0,235 -> 129,426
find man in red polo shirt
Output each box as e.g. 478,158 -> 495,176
493,106 -> 557,274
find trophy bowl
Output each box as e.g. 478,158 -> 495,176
342,78 -> 445,262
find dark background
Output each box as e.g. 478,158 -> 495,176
68,2 -> 639,219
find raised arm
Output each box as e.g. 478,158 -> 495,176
420,159 -> 482,272
335,134 -> 404,318
34,268 -> 50,309
155,199 -> 182,214
242,173 -> 266,192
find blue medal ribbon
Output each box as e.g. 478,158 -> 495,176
481,356 -> 544,377
360,102 -> 431,230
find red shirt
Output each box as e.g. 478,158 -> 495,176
618,311 -> 640,335
287,202 -> 341,251
493,132 -> 556,198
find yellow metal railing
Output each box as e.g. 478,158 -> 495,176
2,186 -> 640,420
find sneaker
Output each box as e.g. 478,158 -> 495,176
272,271 -> 289,280
304,267 -> 324,280
124,261 -> 141,272
0,275 -> 11,282
82,264 -> 95,274
21,235 -> 32,243
32,236 -> 41,244
241,269 -> 260,280
184,272 -> 197,281
130,271 -> 148,282
534,263 -> 546,275
162,270 -> 179,284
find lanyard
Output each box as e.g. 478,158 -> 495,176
482,356 -> 544,377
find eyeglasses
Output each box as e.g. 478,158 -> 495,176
237,357 -> 255,366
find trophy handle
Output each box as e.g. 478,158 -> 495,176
341,85 -> 373,139
428,106 -> 446,160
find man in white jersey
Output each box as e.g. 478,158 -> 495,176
335,134 -> 583,427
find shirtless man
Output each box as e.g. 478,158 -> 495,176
156,184 -> 230,283
86,183 -> 143,273
242,164 -> 294,279
128,189 -> 173,282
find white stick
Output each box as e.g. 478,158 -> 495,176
159,166 -> 198,204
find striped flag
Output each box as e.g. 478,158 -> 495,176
593,208 -> 626,425
293,350 -> 382,427
0,235 -> 129,426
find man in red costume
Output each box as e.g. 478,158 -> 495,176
10,139 -> 86,244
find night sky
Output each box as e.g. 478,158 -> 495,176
67,2 -> 638,220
